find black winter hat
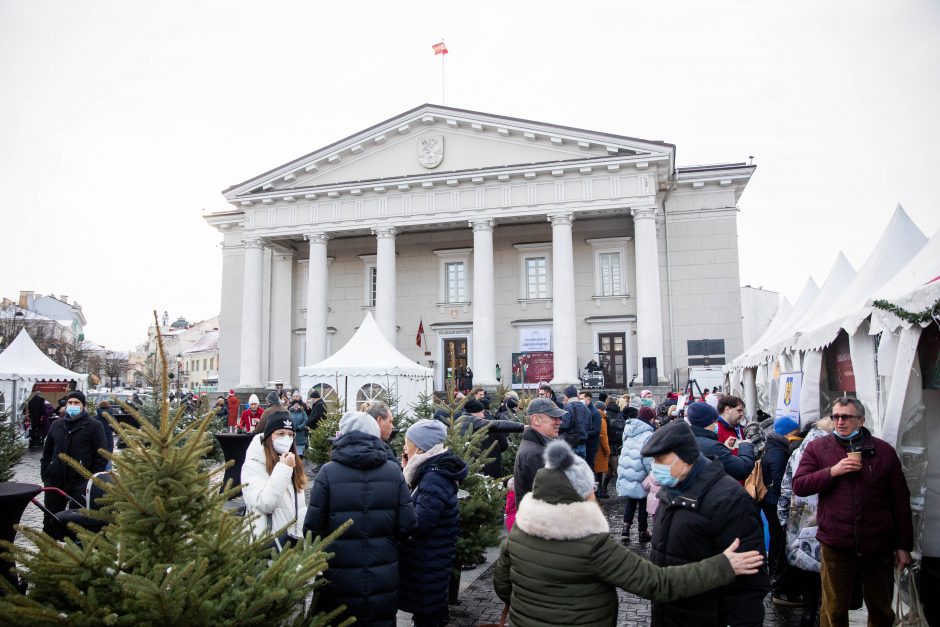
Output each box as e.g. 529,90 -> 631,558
265,390 -> 280,406
66,390 -> 86,406
463,399 -> 485,414
262,410 -> 294,441
641,419 -> 700,464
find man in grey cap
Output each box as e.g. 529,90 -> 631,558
641,420 -> 768,626
513,398 -> 566,500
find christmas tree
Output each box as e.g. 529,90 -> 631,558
0,410 -> 26,482
0,314 -> 352,626
437,388 -> 507,569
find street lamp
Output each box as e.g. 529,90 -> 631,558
176,357 -> 183,399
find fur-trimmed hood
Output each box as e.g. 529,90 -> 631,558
514,492 -> 609,540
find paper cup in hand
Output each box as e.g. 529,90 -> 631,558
847,452 -> 861,462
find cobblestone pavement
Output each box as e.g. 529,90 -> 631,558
11,448 -> 817,625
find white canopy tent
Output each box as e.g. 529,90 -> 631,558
299,312 -> 433,414
0,329 -> 88,414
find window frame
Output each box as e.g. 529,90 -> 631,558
359,254 -> 377,309
513,242 -> 552,302
432,248 -> 473,306
586,237 -> 631,299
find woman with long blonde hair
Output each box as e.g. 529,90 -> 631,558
241,410 -> 308,543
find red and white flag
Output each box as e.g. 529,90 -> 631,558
416,319 -> 425,347
432,41 -> 448,55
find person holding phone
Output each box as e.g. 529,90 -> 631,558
241,410 -> 307,542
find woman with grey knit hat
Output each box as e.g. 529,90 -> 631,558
493,439 -> 764,627
398,419 -> 468,626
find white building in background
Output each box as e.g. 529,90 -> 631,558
740,286 -> 780,348
205,105 -> 755,393
182,330 -> 220,392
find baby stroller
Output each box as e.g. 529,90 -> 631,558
31,472 -> 114,543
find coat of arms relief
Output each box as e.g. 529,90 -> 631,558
418,134 -> 444,169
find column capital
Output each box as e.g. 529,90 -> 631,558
304,231 -> 331,244
547,212 -> 574,227
372,226 -> 398,239
242,238 -> 264,250
469,219 -> 494,232
630,206 -> 658,220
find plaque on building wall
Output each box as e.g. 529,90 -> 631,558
520,327 -> 552,352
418,134 -> 444,169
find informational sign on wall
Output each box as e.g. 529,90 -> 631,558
519,327 -> 552,352
511,351 -> 554,390
775,371 -> 802,421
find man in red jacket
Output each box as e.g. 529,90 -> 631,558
792,397 -> 912,627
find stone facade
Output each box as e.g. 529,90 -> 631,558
206,105 -> 754,393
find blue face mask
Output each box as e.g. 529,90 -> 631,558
65,405 -> 81,417
651,458 -> 680,487
834,429 -> 860,440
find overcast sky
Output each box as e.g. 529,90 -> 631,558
2,0 -> 938,351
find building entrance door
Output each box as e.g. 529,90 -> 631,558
443,338 -> 468,390
599,332 -> 627,388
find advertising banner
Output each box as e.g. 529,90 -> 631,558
775,371 -> 802,421
511,351 -> 554,390
519,327 -> 552,352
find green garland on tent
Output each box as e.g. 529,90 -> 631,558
872,299 -> 940,324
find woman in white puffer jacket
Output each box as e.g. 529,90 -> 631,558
241,409 -> 308,540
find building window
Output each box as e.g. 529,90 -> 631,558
587,237 -> 630,298
514,242 -> 552,301
599,252 -> 622,296
525,257 -> 548,299
433,248 -> 472,305
359,254 -> 377,308
444,261 -> 466,303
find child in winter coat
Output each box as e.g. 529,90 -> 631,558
616,406 -> 656,542
399,419 -> 469,627
239,394 -> 262,432
505,477 -> 517,531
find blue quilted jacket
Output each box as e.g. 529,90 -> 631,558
616,419 -> 654,499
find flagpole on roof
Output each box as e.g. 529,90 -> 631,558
441,38 -> 445,104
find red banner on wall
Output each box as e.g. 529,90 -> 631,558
511,352 -> 554,389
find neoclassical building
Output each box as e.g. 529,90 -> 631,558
206,105 -> 754,393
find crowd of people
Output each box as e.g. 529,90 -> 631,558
28,380 -> 923,627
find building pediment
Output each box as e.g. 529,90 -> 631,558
223,104 -> 675,203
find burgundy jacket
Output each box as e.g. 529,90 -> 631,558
792,427 -> 912,555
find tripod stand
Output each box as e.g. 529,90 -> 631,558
683,378 -> 705,402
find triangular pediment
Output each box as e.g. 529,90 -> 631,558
224,104 -> 675,200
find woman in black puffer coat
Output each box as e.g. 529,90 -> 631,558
303,412 -> 416,627
399,420 -> 469,626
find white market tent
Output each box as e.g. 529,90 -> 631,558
0,329 -> 88,413
299,311 -> 433,413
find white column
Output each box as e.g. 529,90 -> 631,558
238,238 -> 264,388
632,206 -> 666,383
548,213 -> 579,386
373,226 -> 397,343
270,248 -> 294,383
470,219 -> 498,386
304,232 -> 330,366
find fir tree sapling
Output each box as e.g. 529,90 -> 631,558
0,410 -> 26,483
0,313 -> 352,626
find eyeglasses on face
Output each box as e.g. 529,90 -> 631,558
831,414 -> 860,423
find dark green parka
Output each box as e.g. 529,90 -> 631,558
494,468 -> 736,627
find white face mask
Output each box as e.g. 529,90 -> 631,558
272,436 -> 293,455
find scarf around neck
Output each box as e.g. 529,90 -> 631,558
403,443 -> 447,488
